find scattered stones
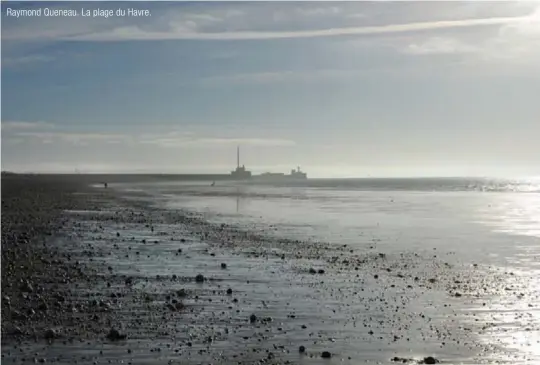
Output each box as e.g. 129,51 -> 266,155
1,174 -> 530,365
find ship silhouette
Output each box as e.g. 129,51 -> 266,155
230,146 -> 252,179
230,146 -> 307,180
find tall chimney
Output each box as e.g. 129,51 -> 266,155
237,146 -> 240,168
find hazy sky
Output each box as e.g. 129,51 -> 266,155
2,1 -> 540,177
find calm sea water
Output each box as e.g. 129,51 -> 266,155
112,177 -> 540,266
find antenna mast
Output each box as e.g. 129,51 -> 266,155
237,146 -> 240,168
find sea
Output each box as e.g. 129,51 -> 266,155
112,177 -> 540,260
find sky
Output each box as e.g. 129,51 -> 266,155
1,1 -> 540,178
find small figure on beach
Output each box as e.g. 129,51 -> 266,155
104,182 -> 108,188
211,181 -> 215,186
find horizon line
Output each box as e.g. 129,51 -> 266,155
2,171 -> 536,180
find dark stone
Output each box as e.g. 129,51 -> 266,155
177,289 -> 187,297
44,329 -> 56,340
321,351 -> 332,359
299,346 -> 306,353
106,328 -> 126,341
195,274 -> 205,283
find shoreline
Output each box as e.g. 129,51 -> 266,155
2,175 -> 534,364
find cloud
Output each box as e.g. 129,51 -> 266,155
295,6 -> 342,17
2,1 -> 527,43
1,54 -> 56,67
405,37 -> 479,55
13,131 -> 132,146
140,136 -> 295,148
1,121 -> 55,130
199,69 -> 383,86
61,16 -> 526,41
398,5 -> 540,63
3,123 -> 295,148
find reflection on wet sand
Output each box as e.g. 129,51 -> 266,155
2,178 -> 540,365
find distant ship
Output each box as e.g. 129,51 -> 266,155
230,146 -> 307,180
257,166 -> 307,181
230,146 -> 252,180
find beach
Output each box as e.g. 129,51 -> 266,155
2,175 -> 540,365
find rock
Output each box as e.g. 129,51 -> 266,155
44,328 -> 56,340
226,288 -> 233,295
10,326 -> 24,336
318,269 -> 325,274
321,351 -> 332,358
422,357 -> 439,364
106,328 -> 126,341
21,280 -> 34,293
309,268 -> 317,274
221,263 -> 227,269
177,289 -> 187,297
11,310 -> 27,321
391,357 -> 409,363
299,346 -> 306,353
195,274 -> 205,283
249,314 -> 257,323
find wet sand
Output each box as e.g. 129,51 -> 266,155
2,175 -> 538,364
